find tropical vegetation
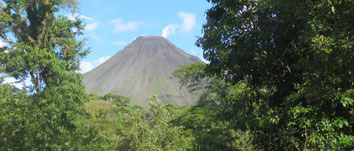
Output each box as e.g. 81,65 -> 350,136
0,0 -> 352,150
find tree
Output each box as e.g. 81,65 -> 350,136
0,0 -> 87,93
198,0 -> 353,150
116,96 -> 191,150
0,0 -> 97,149
104,93 -> 131,106
173,62 -> 255,151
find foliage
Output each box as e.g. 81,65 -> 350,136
103,93 -> 131,106
79,95 -> 194,150
0,0 -> 88,93
87,93 -> 104,100
173,63 -> 254,151
1,0 -> 352,150
173,62 -> 209,92
82,99 -> 123,150
116,96 -> 192,150
197,0 -> 353,150
0,0 -> 102,150
0,84 -> 104,150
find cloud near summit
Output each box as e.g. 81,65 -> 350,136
178,11 -> 196,32
162,24 -> 179,38
162,11 -> 196,38
79,56 -> 111,73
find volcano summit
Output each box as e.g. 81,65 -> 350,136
83,36 -> 201,107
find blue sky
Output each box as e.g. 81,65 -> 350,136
74,0 -> 212,73
0,0 -> 212,87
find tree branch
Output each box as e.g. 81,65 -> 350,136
36,68 -> 41,93
29,72 -> 38,92
302,126 -> 308,151
0,33 -> 14,44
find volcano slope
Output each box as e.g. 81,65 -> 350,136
83,36 -> 201,107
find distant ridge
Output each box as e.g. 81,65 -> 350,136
83,36 -> 201,107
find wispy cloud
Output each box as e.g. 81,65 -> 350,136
85,22 -> 100,31
112,19 -> 142,33
67,14 -> 100,31
178,11 -> 196,32
162,24 -> 178,38
67,13 -> 94,21
79,56 -> 112,73
112,41 -> 128,46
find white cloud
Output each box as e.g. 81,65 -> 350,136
161,11 -> 196,38
3,77 -> 17,84
66,14 -> 100,31
178,11 -> 196,32
79,61 -> 94,74
113,41 -> 128,46
66,14 -> 77,21
3,77 -> 24,89
85,22 -> 100,31
0,40 -> 5,48
80,16 -> 94,22
112,19 -> 142,33
162,24 -> 178,38
79,56 -> 111,73
67,13 -> 94,21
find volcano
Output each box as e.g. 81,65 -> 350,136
83,36 -> 201,107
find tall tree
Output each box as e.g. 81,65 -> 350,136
0,0 -> 96,149
0,0 -> 88,93
198,0 -> 353,150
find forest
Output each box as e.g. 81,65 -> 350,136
0,0 -> 353,150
